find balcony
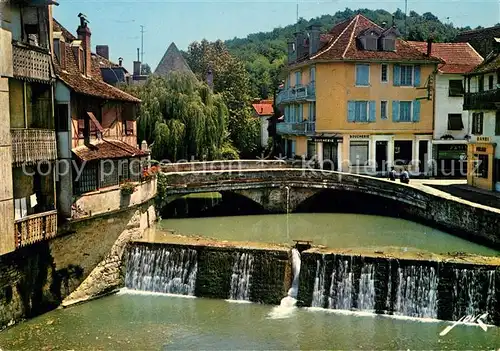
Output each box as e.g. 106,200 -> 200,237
14,210 -> 58,248
11,129 -> 57,166
276,121 -> 315,136
12,43 -> 52,82
463,89 -> 500,110
276,82 -> 316,105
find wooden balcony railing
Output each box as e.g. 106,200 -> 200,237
14,210 -> 58,248
12,43 -> 52,82
463,89 -> 500,110
11,129 -> 57,166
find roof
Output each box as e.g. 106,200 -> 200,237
72,139 -> 148,161
52,19 -> 140,103
154,43 -> 195,77
302,14 -> 441,64
407,41 -> 483,74
252,103 -> 274,116
467,52 -> 500,75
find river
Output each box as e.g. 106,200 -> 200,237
0,292 -> 497,350
158,213 -> 498,256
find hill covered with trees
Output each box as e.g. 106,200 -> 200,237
225,8 -> 478,99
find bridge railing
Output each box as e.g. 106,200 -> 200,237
160,160 -> 289,173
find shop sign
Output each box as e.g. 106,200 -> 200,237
350,135 -> 369,139
477,136 -> 491,142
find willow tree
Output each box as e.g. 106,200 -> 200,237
123,73 -> 232,161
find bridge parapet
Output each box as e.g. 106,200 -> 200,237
161,160 -> 288,173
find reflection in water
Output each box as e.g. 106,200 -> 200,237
158,213 -> 498,256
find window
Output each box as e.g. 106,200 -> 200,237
447,114 -> 464,130
380,101 -> 388,119
355,101 -> 368,121
478,76 -> 484,92
309,102 -> 316,121
355,64 -> 370,86
310,67 -> 316,83
475,154 -> 489,178
472,112 -> 484,134
295,71 -> 301,86
400,65 -> 413,86
350,141 -> 369,166
78,119 -> 85,138
489,75 -> 494,90
124,120 -> 134,136
55,104 -> 69,132
348,101 -> 376,122
381,64 -> 388,83
394,140 -> 413,165
381,37 -> 396,51
496,111 -> 500,136
399,101 -> 412,122
307,141 -> 316,160
449,80 -> 464,97
364,37 -> 378,51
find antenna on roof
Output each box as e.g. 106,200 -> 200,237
404,0 -> 408,35
296,0 -> 299,33
140,25 -> 145,64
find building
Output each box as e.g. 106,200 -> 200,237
0,0 -> 59,254
463,43 -> 500,192
154,42 -> 195,78
94,45 -> 132,86
277,15 -> 440,174
455,26 -> 500,58
409,41 -> 483,177
252,100 -> 274,148
52,15 -> 149,219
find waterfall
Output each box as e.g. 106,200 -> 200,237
267,248 -> 301,319
327,258 -> 354,310
394,265 -> 438,319
229,252 -> 254,301
125,245 -> 198,296
357,264 -> 375,311
311,256 -> 326,308
386,262 -> 392,312
452,269 -> 496,321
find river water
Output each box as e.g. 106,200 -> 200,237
158,213 -> 498,256
0,292 -> 498,350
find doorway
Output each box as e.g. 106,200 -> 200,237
418,140 -> 428,175
375,141 -> 388,172
322,143 -> 337,170
394,140 -> 413,166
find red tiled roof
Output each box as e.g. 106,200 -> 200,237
305,14 -> 441,63
53,19 -> 140,103
407,41 -> 483,74
72,139 -> 147,161
252,103 -> 274,116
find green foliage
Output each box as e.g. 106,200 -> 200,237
225,8 -> 469,100
122,73 -> 229,161
185,40 -> 260,157
141,63 -> 152,75
220,141 -> 240,160
155,172 -> 168,212
120,181 -> 136,196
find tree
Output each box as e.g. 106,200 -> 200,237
141,63 -> 152,75
186,39 -> 260,156
122,73 -> 234,161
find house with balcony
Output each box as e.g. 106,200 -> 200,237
3,0 -> 59,252
277,15 -> 440,174
52,16 -> 151,220
463,44 -> 500,192
409,41 -> 483,177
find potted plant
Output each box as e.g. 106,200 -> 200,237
141,165 -> 159,182
120,180 -> 137,196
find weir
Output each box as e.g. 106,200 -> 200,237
229,252 -> 254,301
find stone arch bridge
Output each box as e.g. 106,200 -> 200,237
161,166 -> 500,249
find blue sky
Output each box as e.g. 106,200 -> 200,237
54,0 -> 500,72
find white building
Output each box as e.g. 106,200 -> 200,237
409,42 -> 483,177
252,101 -> 273,148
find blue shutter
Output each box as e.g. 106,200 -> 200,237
414,65 -> 421,87
295,71 -> 302,85
310,67 -> 316,82
291,140 -> 296,155
298,105 -> 303,122
347,101 -> 356,122
392,101 -> 400,122
412,100 -> 421,122
285,106 -> 290,122
369,101 -> 376,122
393,65 -> 401,86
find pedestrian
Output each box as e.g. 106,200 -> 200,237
389,167 -> 397,181
400,168 -> 410,184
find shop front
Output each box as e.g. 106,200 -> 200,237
467,140 -> 496,191
433,142 -> 468,178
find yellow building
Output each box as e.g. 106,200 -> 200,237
277,15 -> 440,174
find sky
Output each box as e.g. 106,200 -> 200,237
53,0 -> 500,72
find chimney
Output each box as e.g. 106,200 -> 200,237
307,24 -> 321,56
118,57 -> 123,66
133,48 -> 141,76
295,32 -> 307,60
287,41 -> 296,63
426,37 -> 433,57
77,13 -> 92,77
381,21 -> 387,28
96,45 -> 109,59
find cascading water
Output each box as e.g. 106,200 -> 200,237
125,245 -> 198,296
229,252 -> 254,301
394,266 -> 438,319
327,258 -> 354,310
268,248 -> 301,319
386,262 -> 392,312
357,264 -> 376,311
311,256 -> 326,308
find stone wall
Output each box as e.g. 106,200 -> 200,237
0,200 -> 155,329
161,160 -> 287,173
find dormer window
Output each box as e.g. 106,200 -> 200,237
381,37 -> 396,51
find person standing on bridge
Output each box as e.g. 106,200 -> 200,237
389,167 -> 397,181
400,167 -> 410,184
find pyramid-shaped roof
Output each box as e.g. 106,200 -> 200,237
154,43 -> 195,77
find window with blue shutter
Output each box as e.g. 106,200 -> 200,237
392,100 -> 400,121
291,140 -> 296,155
400,65 -> 413,86
309,102 -> 316,121
285,106 -> 290,122
393,65 -> 401,86
310,67 -> 316,82
347,101 -> 356,122
399,101 -> 412,121
298,104 -> 303,122
295,71 -> 302,86
414,66 -> 421,87
355,64 -> 370,86
369,101 -> 376,122
412,100 -> 421,122
380,101 -> 388,119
